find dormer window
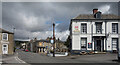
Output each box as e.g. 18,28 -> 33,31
2,33 -> 8,40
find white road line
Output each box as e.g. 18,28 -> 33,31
16,57 -> 26,63
14,56 -> 26,63
15,52 -> 26,63
0,61 -> 2,64
0,58 -> 2,64
0,62 -> 2,65
14,57 -> 21,63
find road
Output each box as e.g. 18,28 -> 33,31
1,51 -> 30,65
1,50 -> 120,65
17,50 -> 119,63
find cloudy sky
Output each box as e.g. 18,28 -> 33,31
2,2 -> 119,41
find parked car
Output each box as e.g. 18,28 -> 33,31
25,49 -> 28,52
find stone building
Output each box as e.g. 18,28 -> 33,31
0,28 -> 14,54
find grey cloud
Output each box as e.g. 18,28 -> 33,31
2,0 -> 120,2
2,2 -> 118,41
0,2 -> 2,28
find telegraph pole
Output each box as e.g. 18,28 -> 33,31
53,23 -> 55,57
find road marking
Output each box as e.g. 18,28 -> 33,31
15,52 -> 26,63
14,56 -> 26,63
0,61 -> 2,64
0,58 -> 2,65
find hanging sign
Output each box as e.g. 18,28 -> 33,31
74,26 -> 80,32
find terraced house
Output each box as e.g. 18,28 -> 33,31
0,28 -> 14,54
69,9 -> 120,54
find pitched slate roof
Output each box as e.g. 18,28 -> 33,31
73,14 -> 120,19
0,28 -> 14,34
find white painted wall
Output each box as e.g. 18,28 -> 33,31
71,20 -> 119,51
106,21 -> 119,51
72,35 -> 80,50
118,21 -> 120,57
102,22 -> 105,34
93,22 -> 96,34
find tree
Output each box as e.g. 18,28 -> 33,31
64,35 -> 70,48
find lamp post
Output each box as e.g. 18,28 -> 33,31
53,23 -> 55,57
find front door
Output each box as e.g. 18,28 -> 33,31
96,40 -> 101,51
2,44 -> 8,54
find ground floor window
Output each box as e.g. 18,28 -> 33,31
81,38 -> 87,50
112,38 -> 118,50
38,47 -> 45,53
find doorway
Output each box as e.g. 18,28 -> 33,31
2,44 -> 8,54
96,40 -> 101,51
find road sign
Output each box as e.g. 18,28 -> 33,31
88,43 -> 92,48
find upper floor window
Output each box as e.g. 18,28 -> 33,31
112,23 -> 118,34
96,22 -> 102,34
81,23 -> 87,34
2,33 -> 8,40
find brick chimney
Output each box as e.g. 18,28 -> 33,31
93,8 -> 98,14
95,11 -> 102,19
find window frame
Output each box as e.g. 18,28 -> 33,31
81,38 -> 87,50
96,22 -> 102,34
81,23 -> 87,34
112,23 -> 118,34
2,33 -> 8,41
112,38 -> 118,50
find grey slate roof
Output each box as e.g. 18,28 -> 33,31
0,28 -> 14,34
73,14 -> 120,19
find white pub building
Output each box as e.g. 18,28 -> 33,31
69,9 -> 120,54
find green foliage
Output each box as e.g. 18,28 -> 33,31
50,50 -> 53,53
15,40 -> 29,46
64,35 -> 70,47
